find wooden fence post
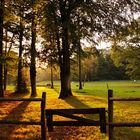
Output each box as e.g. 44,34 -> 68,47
46,113 -> 53,132
41,92 -> 46,140
99,108 -> 106,133
108,89 -> 114,140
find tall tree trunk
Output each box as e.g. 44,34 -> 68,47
59,23 -> 72,99
4,33 -> 14,90
15,17 -> 28,94
78,39 -> 82,89
16,20 -> 23,93
4,67 -> 7,90
4,29 -> 7,91
30,11 -> 37,96
50,64 -> 54,89
0,0 -> 4,97
58,1 -> 72,98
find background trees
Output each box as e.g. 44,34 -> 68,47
110,17 -> 140,80
0,0 -> 139,98
42,0 -> 140,98
71,47 -> 128,82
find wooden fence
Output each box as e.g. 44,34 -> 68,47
0,92 -> 46,140
108,89 -> 140,140
46,108 -> 106,133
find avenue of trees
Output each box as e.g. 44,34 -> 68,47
0,0 -> 140,98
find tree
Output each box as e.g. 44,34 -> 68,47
30,0 -> 37,96
43,0 -> 140,98
82,47 -> 99,81
16,2 -> 29,93
29,0 -> 45,96
5,0 -> 30,94
15,19 -> 29,93
2,1 -> 15,91
110,17 -> 140,79
78,39 -> 82,89
4,51 -> 18,85
0,0 -> 4,97
3,32 -> 16,90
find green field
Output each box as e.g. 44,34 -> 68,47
0,80 -> 140,139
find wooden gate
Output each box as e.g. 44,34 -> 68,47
46,108 -> 106,133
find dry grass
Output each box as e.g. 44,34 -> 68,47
0,84 -> 140,140
0,88 -> 108,140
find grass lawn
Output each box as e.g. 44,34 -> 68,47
0,80 -> 140,140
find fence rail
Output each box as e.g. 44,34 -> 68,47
46,108 -> 106,133
108,89 -> 140,140
109,97 -> 140,101
0,98 -> 43,101
0,92 -> 46,140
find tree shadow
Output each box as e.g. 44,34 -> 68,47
58,96 -> 140,139
4,90 -> 30,98
64,95 -> 107,109
0,101 -> 30,139
47,95 -> 107,140
64,95 -> 91,109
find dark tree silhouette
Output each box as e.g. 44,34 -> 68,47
0,0 -> 4,97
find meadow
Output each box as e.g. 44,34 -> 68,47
0,80 -> 140,140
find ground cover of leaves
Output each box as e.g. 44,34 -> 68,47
0,90 -> 107,140
0,87 -> 140,140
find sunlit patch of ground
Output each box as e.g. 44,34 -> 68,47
0,84 -> 140,139
47,126 -> 107,140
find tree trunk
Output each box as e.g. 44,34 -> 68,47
78,39 -> 82,89
0,0 -> 4,97
4,29 -> 7,91
30,11 -> 37,96
50,65 -> 54,89
58,1 -> 72,98
15,19 -> 28,94
16,22 -> 23,92
59,64 -> 72,98
59,21 -> 72,98
4,66 -> 7,91
4,33 -> 14,91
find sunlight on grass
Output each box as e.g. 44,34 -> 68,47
0,81 -> 140,139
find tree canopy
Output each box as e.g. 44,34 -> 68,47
41,0 -> 140,98
110,17 -> 140,79
0,0 -> 140,97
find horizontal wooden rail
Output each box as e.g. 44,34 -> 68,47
51,120 -> 100,126
110,98 -> 140,101
0,98 -> 43,101
46,108 -> 105,114
0,120 -> 41,125
109,122 -> 140,127
47,110 -> 95,122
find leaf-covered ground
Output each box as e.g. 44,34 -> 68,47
0,82 -> 140,140
0,90 -> 107,140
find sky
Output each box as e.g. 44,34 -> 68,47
81,39 -> 111,50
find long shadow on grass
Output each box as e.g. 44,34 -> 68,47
0,92 -> 31,139
64,95 -> 107,121
0,101 -> 30,139
61,96 -> 140,140
64,96 -> 91,109
47,95 -> 108,140
64,95 -> 107,109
